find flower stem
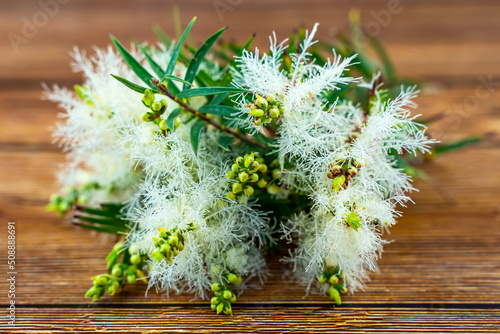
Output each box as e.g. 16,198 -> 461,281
151,79 -> 268,150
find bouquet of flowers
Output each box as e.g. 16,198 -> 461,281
46,14 -> 473,315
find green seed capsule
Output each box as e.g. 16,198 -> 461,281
127,274 -> 136,284
235,157 -> 243,165
318,274 -> 328,284
211,282 -> 221,292
159,119 -> 168,130
211,297 -> 219,305
141,112 -> 152,122
227,273 -> 239,284
254,118 -> 263,126
258,164 -> 268,173
226,171 -> 236,179
244,154 -> 254,168
231,164 -> 240,173
329,275 -> 339,284
226,192 -> 236,200
130,254 -> 141,265
272,169 -> 281,179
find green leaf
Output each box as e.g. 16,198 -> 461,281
241,33 -> 255,54
162,74 -> 194,87
177,86 -> 245,98
368,35 -> 396,82
433,136 -> 482,155
198,105 -> 238,117
75,206 -> 121,219
217,136 -> 233,151
75,222 -> 127,234
152,24 -> 171,47
110,74 -> 150,94
182,26 -> 227,90
74,215 -> 127,228
164,17 -> 197,78
110,35 -> 156,89
167,107 -> 182,131
190,119 -> 205,154
137,44 -> 165,78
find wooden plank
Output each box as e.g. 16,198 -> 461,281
1,307 -> 499,333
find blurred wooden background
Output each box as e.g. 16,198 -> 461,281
0,0 -> 499,332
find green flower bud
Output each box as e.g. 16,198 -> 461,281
248,103 -> 257,110
255,96 -> 268,110
249,108 -> 265,117
211,304 -> 217,311
269,107 -> 279,118
348,166 -> 358,177
226,192 -> 236,200
272,169 -> 281,179
236,276 -> 243,285
254,118 -> 263,126
244,185 -> 254,196
216,302 -> 224,314
222,290 -> 233,300
85,286 -> 98,298
318,274 -> 328,284
231,164 -> 240,173
141,112 -> 152,122
244,153 -> 254,168
158,119 -> 168,131
211,297 -> 220,305
158,228 -> 168,239
250,161 -> 260,172
264,117 -> 272,123
266,94 -> 276,104
130,254 -> 141,265
249,173 -> 259,183
127,274 -> 136,284
211,282 -> 222,292
238,172 -> 249,182
111,266 -> 122,277
227,273 -> 239,284
141,89 -> 155,107
172,247 -> 179,256
230,295 -> 237,303
160,243 -> 171,254
332,175 -> 346,192
226,171 -> 236,179
235,157 -> 243,165
177,241 -> 185,251
267,184 -> 280,195
232,182 -> 243,194
329,286 -> 342,305
257,179 -> 268,188
329,275 -> 339,284
95,276 -> 108,286
278,103 -> 285,114
258,164 -> 268,173
168,234 -> 179,247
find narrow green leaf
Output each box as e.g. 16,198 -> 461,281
183,26 -> 227,89
198,105 -> 238,117
110,35 -> 156,89
433,136 -> 482,155
167,80 -> 180,95
240,33 -> 255,54
76,223 -> 127,234
100,203 -> 124,212
75,215 -> 127,227
110,74 -> 149,94
167,107 -> 182,131
190,119 -> 205,154
152,24 -> 171,47
177,86 -> 245,98
164,17 -> 197,77
217,136 -> 233,151
137,44 -> 165,78
75,206 -> 121,219
210,93 -> 228,106
368,35 -> 396,82
162,74 -> 194,87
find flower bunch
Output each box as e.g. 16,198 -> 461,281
47,16 -> 473,315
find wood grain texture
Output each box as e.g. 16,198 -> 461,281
0,0 -> 499,332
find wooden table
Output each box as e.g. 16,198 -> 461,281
1,0 -> 499,332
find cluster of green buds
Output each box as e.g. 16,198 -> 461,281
226,153 -> 269,200
344,210 -> 361,231
318,266 -> 348,306
247,94 -> 284,126
327,160 -> 362,192
85,242 -> 148,302
141,89 -> 176,131
46,183 -> 99,215
150,226 -> 192,264
210,273 -> 243,315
